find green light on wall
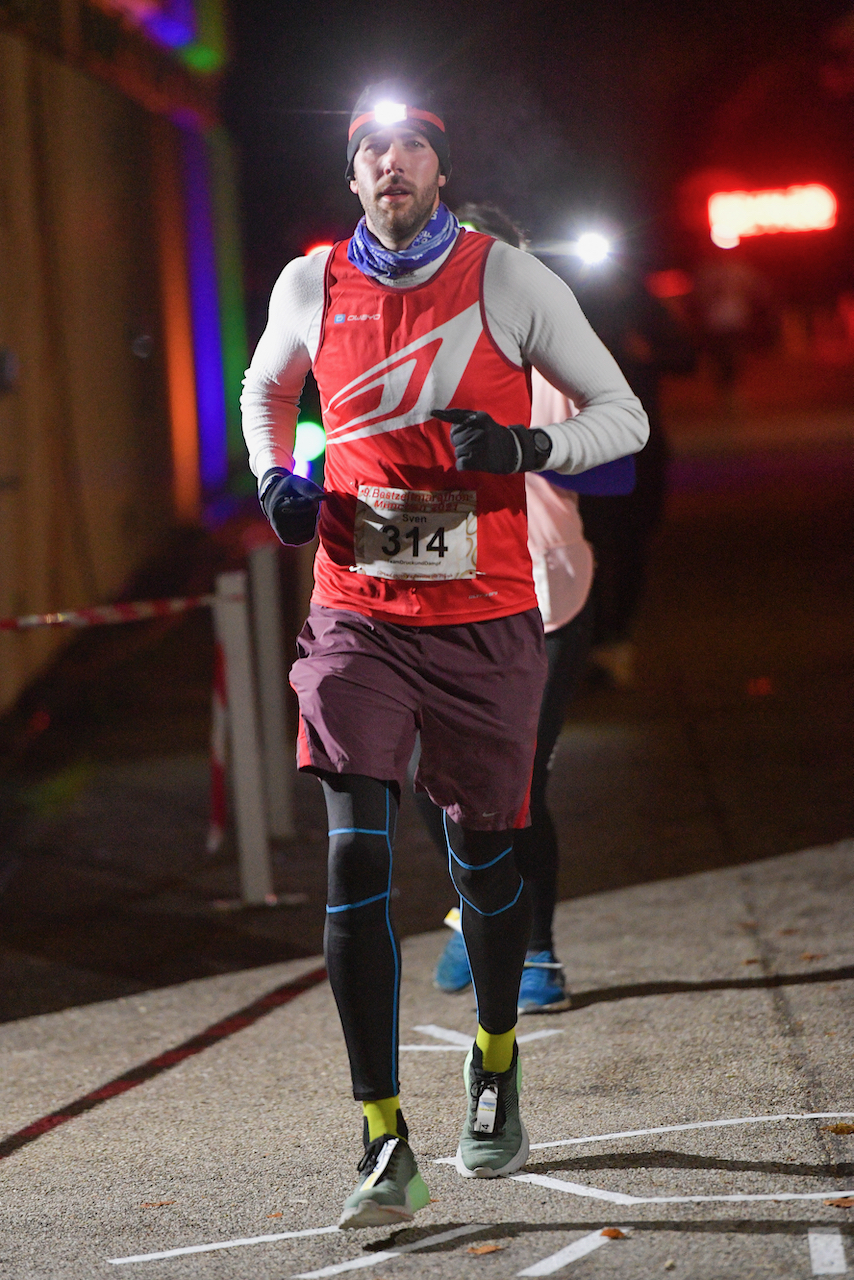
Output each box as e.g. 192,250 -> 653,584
294,422 -> 326,463
181,43 -> 223,72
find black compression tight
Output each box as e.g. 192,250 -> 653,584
444,814 -> 532,1036
321,774 -> 401,1102
320,772 -> 530,1101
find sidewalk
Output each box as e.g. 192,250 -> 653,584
1,839 -> 852,1278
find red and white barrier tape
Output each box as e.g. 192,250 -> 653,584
0,595 -> 215,632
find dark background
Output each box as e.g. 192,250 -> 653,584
223,0 -> 854,335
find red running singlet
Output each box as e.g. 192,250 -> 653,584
311,229 -> 537,626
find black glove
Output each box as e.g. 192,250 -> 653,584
432,408 -> 552,474
259,468 -> 326,546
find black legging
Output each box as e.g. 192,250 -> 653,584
415,597 -> 593,952
321,772 -> 530,1101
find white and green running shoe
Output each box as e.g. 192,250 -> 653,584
455,1043 -> 529,1178
339,1133 -> 430,1229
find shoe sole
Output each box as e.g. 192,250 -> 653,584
339,1199 -> 415,1228
454,1120 -> 530,1179
338,1170 -> 430,1229
518,995 -> 572,1014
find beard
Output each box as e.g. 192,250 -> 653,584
360,175 -> 442,249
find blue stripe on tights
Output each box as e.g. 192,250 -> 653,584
448,842 -> 514,872
385,785 -> 400,1095
325,890 -> 388,914
328,827 -> 387,836
457,875 -> 525,918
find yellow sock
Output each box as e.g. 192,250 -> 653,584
476,1025 -> 516,1074
362,1096 -> 403,1142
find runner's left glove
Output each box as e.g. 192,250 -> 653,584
259,468 -> 326,546
433,408 -> 552,474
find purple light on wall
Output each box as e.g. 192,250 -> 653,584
144,0 -> 195,47
180,126 -> 228,492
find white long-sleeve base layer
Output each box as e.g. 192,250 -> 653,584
240,236 -> 649,483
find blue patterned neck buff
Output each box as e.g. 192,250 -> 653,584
348,202 -> 460,280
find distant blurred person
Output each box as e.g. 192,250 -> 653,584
571,266 -> 696,688
692,252 -> 775,409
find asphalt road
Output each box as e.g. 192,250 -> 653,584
0,383 -> 852,1275
0,839 -> 852,1278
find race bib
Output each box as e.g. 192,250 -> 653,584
354,485 -> 477,580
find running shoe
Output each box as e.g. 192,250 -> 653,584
339,1132 -> 431,1229
518,950 -> 571,1014
434,929 -> 472,993
455,1042 -> 529,1178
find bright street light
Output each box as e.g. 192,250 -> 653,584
574,232 -> 611,265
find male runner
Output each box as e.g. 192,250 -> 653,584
241,82 -> 648,1229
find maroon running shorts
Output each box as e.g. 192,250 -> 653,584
290,605 -> 547,831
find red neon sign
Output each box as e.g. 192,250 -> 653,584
708,184 -> 837,248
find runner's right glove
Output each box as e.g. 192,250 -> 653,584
259,468 -> 326,546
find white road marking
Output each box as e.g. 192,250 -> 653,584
514,1175 -> 636,1204
517,1227 -> 630,1276
435,1110 -> 854,1165
808,1229 -> 848,1275
402,1025 -> 564,1053
108,1224 -> 340,1264
291,1223 -> 488,1279
413,1024 -> 471,1046
517,1029 -> 566,1044
528,1112 -> 854,1151
400,1044 -> 466,1052
514,1173 -> 854,1205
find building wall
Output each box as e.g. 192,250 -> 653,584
0,30 -> 174,712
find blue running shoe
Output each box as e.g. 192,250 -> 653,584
434,928 -> 472,993
518,950 -> 571,1014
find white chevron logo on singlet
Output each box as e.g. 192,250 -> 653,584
325,302 -> 483,445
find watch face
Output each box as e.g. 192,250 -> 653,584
532,429 -> 552,460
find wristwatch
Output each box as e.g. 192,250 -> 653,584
530,428 -> 552,469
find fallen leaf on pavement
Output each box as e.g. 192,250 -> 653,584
468,1244 -> 503,1255
601,1227 -> 627,1239
266,1212 -> 283,1218
821,1124 -> 854,1135
824,1197 -> 854,1208
141,1201 -> 175,1209
742,958 -> 760,965
800,953 -> 826,961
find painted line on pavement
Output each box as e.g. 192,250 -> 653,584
514,1173 -> 854,1205
109,1225 -> 340,1265
401,1026 -> 564,1052
413,1024 -> 471,1046
1,965 -> 327,1164
528,1112 -> 854,1151
518,1029 -> 565,1044
808,1229 -> 847,1275
400,1044 -> 466,1052
434,1111 -> 854,1165
518,1227 -> 630,1276
291,1223 -> 488,1279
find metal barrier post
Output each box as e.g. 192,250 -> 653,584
248,543 -> 295,840
213,571 -> 273,904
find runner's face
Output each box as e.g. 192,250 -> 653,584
349,127 -> 446,250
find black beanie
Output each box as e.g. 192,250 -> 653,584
345,82 -> 451,180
